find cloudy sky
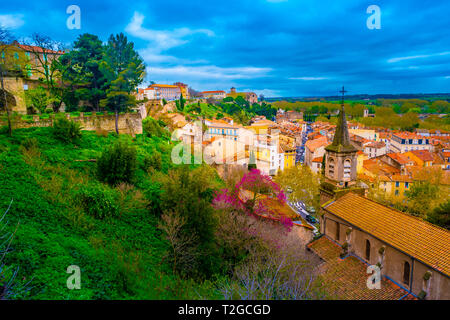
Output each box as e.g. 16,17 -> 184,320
1,0 -> 449,97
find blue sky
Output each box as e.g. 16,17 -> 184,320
1,0 -> 450,97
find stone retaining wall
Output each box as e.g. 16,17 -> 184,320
1,112 -> 143,136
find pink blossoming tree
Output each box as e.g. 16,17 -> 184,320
213,169 -> 292,230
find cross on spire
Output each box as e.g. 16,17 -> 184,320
340,86 -> 347,106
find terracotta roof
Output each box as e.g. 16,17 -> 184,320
407,150 -> 434,162
393,132 -> 426,140
365,141 -> 386,149
363,159 -> 400,176
390,174 -> 413,183
305,136 -> 329,152
312,156 -> 323,163
386,152 -> 413,165
202,90 -> 226,94
14,42 -> 65,55
323,193 -> 450,277
150,84 -> 180,88
308,236 -> 415,300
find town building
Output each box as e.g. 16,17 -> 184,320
364,141 -> 386,158
201,90 -> 226,100
390,132 -> 432,153
227,87 -> 258,104
319,193 -> 450,300
149,84 -> 182,101
305,135 -> 329,173
1,41 -> 65,113
173,82 -> 189,99
313,88 -> 450,300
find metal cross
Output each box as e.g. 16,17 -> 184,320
340,86 -> 347,105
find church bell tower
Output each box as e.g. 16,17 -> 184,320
320,87 -> 364,204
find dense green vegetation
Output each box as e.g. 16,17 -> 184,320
0,126 -> 221,299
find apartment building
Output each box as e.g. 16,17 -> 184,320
364,141 -> 386,158
390,132 -> 431,153
149,84 -> 181,101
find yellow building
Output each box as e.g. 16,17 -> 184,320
356,151 -> 368,174
404,150 -> 434,167
1,41 -> 64,113
173,82 -> 189,99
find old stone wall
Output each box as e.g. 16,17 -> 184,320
1,112 -> 143,136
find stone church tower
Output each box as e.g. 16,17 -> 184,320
319,87 -> 367,204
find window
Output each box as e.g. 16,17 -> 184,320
405,182 -> 409,188
395,190 -> 399,196
395,181 -> 400,188
344,159 -> 351,178
328,157 -> 335,175
365,240 -> 371,261
403,261 -> 410,285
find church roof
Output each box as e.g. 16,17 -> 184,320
323,192 -> 450,277
325,105 -> 358,153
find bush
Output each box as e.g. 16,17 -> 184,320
52,117 -> 82,143
76,183 -> 119,219
20,137 -> 39,151
144,152 -> 162,171
143,117 -> 168,138
97,139 -> 137,185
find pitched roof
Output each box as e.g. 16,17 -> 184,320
312,156 -> 323,163
308,236 -> 416,300
386,152 -> 413,165
323,193 -> 450,277
305,136 -> 329,152
13,42 -> 65,54
202,90 -> 226,94
407,150 -> 434,162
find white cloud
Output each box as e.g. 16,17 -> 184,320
289,77 -> 328,80
139,47 -> 209,65
146,65 -> 272,80
388,51 -> 450,63
125,12 -> 214,51
0,14 -> 24,29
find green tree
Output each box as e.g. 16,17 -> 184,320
25,33 -> 67,112
274,164 -> 320,210
100,33 -> 145,133
25,86 -> 50,114
159,166 -> 220,278
97,139 -> 137,185
0,28 -> 15,136
427,200 -> 450,230
60,33 -> 107,111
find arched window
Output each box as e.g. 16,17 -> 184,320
403,261 -> 411,285
365,240 -> 371,261
344,159 -> 351,178
328,157 -> 335,175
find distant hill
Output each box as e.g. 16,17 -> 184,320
266,93 -> 450,103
